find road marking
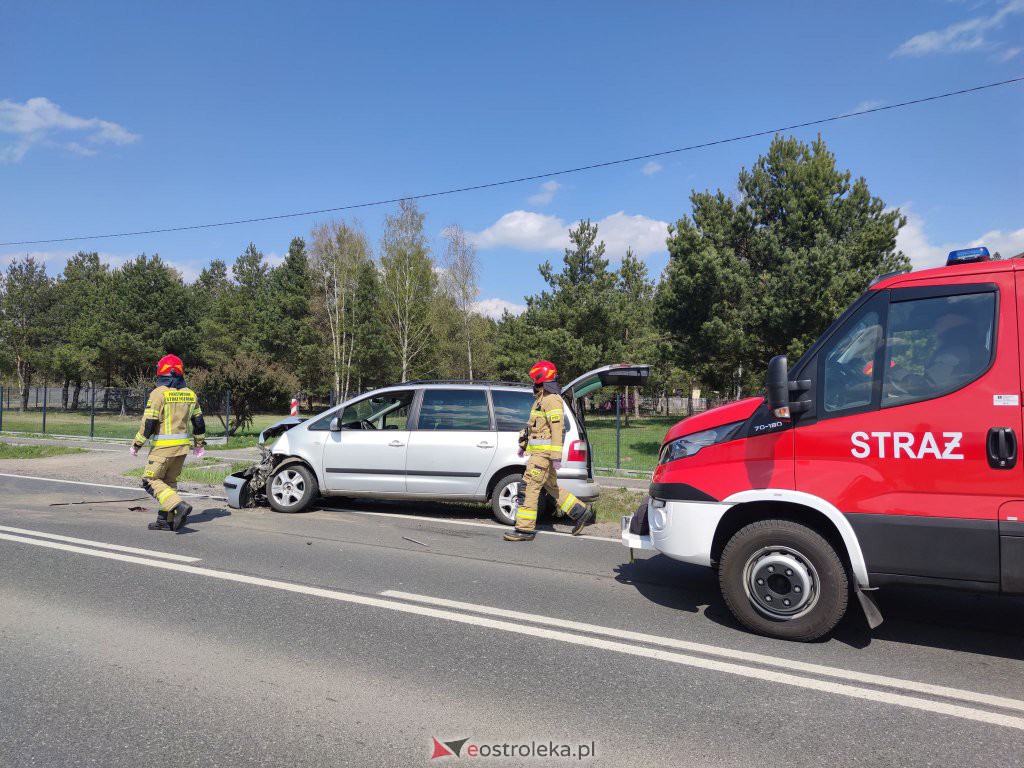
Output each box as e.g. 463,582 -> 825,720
1,531 -> 1022,731
343,509 -> 619,542
382,590 -> 1024,714
0,525 -> 200,563
0,473 -> 212,498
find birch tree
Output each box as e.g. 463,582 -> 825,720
440,224 -> 480,380
309,220 -> 371,401
379,200 -> 436,382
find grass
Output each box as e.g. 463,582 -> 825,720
0,443 -> 86,459
0,409 -> 290,446
584,414 -> 676,473
593,485 -> 648,524
124,458 -> 252,486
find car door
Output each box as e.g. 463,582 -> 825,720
405,388 -> 498,496
318,389 -> 416,494
793,277 -> 1020,585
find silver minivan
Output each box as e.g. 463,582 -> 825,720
224,364 -> 649,524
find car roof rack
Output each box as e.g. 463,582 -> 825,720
402,379 -> 529,387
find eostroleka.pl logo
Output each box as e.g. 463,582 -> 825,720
430,737 -> 596,761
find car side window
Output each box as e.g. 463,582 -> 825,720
882,292 -> 995,407
417,389 -> 491,431
308,391 -> 414,431
491,390 -> 535,431
821,305 -> 883,415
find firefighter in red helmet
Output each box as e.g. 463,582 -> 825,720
504,360 -> 594,541
130,354 -> 206,531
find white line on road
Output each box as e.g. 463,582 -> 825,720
343,509 -> 620,542
0,473 -> 215,498
1,530 -> 1022,731
382,589 -> 1024,714
0,525 -> 200,563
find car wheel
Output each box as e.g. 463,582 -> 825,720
490,472 -> 522,526
266,464 -> 318,513
718,519 -> 849,642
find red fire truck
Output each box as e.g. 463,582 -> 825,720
623,247 -> 1024,640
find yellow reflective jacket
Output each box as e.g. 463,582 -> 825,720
525,392 -> 564,460
133,386 -> 206,454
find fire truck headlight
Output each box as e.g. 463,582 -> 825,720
659,421 -> 744,465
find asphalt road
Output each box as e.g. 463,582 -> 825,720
1,473 -> 1022,767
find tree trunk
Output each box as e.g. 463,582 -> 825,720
71,380 -> 82,410
62,378 -> 70,410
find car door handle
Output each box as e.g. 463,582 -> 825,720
987,427 -> 1017,469
477,441 -> 494,449
389,440 -> 405,448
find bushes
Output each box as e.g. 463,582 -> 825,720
190,356 -> 298,435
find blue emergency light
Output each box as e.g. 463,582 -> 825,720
946,246 -> 990,266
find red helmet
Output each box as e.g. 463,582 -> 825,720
528,360 -> 557,384
157,354 -> 184,376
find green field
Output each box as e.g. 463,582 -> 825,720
124,458 -> 252,485
0,408 -> 286,446
584,414 -> 675,474
0,443 -> 86,459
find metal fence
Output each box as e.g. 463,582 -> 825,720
585,394 -> 735,476
0,385 -> 233,441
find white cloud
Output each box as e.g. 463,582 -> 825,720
996,45 -> 1022,60
527,180 -> 561,206
844,100 -> 886,116
0,97 -> 140,162
470,210 -> 669,259
473,297 -> 527,320
641,161 -> 663,176
892,0 -> 1023,57
895,205 -> 1024,270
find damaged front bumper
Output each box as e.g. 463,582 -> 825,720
621,496 -> 655,552
224,416 -> 307,509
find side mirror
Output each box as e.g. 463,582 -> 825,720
766,355 -> 792,418
329,416 -> 342,432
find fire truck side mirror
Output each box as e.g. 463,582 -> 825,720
766,355 -> 791,418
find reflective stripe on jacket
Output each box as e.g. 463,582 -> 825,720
135,386 -> 205,449
526,392 -> 564,460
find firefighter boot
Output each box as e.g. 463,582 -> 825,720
503,529 -> 536,542
147,510 -> 171,531
567,502 -> 595,535
170,501 -> 193,532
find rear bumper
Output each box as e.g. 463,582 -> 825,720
223,471 -> 250,509
560,475 -> 599,503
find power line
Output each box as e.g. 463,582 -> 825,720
3,76 -> 1022,247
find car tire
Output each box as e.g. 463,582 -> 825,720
266,463 -> 318,513
490,472 -> 522,526
718,519 -> 849,642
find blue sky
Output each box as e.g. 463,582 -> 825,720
1,1 -> 1022,317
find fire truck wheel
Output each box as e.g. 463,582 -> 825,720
267,464 -> 318,513
719,519 -> 849,641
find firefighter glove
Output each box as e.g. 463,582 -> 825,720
194,445 -> 205,459
551,459 -> 562,471
517,447 -> 525,458
129,444 -> 139,457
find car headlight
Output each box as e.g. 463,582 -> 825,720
659,421 -> 743,464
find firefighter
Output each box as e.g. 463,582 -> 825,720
130,354 -> 206,531
504,360 -> 595,542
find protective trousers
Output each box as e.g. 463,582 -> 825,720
514,454 -> 581,532
142,447 -> 188,521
